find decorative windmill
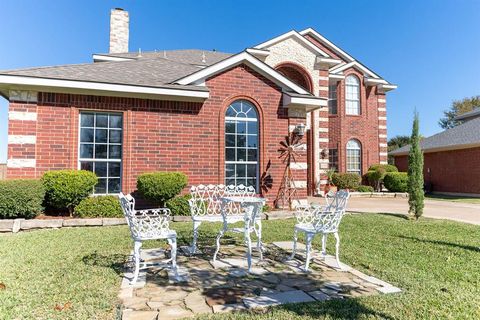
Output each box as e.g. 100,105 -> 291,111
274,132 -> 303,210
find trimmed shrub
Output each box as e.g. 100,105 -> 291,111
366,168 -> 387,191
384,172 -> 408,192
0,179 -> 45,219
356,185 -> 374,193
368,164 -> 398,173
42,170 -> 98,215
137,172 -> 188,206
74,195 -> 123,218
166,194 -> 191,216
331,173 -> 361,190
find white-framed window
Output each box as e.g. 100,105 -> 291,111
79,112 -> 123,194
345,75 -> 360,115
225,100 -> 259,190
346,139 -> 361,174
328,84 -> 337,114
329,148 -> 338,171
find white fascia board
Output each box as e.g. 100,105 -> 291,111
175,52 -> 310,95
246,48 -> 270,57
365,77 -> 388,86
0,75 -> 209,101
283,93 -> 327,111
299,28 -> 355,62
330,61 -> 380,79
329,74 -> 345,81
92,54 -> 135,62
316,56 -> 342,67
379,84 -> 398,92
253,30 -> 329,57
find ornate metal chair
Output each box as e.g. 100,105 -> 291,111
188,184 -> 257,253
213,196 -> 266,272
119,193 -> 178,284
290,190 -> 350,271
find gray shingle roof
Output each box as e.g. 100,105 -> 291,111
0,49 -> 233,90
390,116 -> 480,156
453,107 -> 480,121
0,57 -> 207,89
95,49 -> 233,66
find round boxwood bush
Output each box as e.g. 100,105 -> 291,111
166,194 -> 191,216
137,172 -> 188,206
368,164 -> 398,173
356,185 -> 374,192
384,172 -> 408,192
42,170 -> 98,215
74,195 -> 123,218
331,173 -> 361,190
0,179 -> 45,219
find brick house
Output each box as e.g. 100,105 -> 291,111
0,8 -> 396,206
391,108 -> 480,196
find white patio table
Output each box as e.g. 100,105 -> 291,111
213,196 -> 265,272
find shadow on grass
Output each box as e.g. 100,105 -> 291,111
82,252 -> 128,276
398,236 -> 480,253
276,298 -> 394,320
375,212 -> 410,220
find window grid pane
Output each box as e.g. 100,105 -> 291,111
224,100 -> 259,190
329,148 -> 338,172
345,75 -> 360,115
79,112 -> 123,194
346,140 -> 361,174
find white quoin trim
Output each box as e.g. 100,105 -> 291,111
379,143 -> 388,147
8,135 -> 36,144
292,180 -> 308,189
379,152 -> 388,156
379,125 -> 387,129
379,116 -> 387,120
8,111 -> 37,121
290,162 -> 308,170
378,107 -> 387,112
7,158 -> 36,168
378,98 -> 386,103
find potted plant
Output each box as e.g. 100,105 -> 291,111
324,169 -> 337,193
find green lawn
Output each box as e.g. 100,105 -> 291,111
0,214 -> 479,319
426,194 -> 480,204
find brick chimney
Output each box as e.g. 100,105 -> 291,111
109,8 -> 129,53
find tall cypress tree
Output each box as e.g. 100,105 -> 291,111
408,112 -> 424,219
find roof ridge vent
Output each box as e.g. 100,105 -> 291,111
201,51 -> 206,63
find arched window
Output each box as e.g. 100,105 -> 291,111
346,139 -> 362,174
345,75 -> 360,115
225,100 -> 259,190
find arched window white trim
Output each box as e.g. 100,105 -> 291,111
345,75 -> 360,115
346,139 -> 361,174
225,100 -> 259,190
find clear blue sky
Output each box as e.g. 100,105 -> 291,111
1,0 -> 479,162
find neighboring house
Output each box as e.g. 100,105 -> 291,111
391,107 -> 480,196
0,8 -> 396,205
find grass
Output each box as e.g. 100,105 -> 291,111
0,214 -> 479,319
426,194 -> 480,204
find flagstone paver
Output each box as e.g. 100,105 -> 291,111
119,244 -> 401,319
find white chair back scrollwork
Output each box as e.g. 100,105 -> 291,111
119,193 -> 178,284
187,184 -> 257,254
312,189 -> 350,233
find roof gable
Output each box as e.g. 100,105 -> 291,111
299,28 -> 354,62
175,51 -> 311,95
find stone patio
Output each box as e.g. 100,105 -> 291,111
119,242 -> 401,319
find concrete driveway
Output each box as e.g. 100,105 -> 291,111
310,196 -> 480,225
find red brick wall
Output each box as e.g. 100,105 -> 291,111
7,64 -> 308,204
328,68 -> 384,174
394,147 -> 480,194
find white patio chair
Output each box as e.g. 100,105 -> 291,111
119,193 -> 178,284
290,190 -> 350,271
187,184 -> 257,254
213,196 -> 265,272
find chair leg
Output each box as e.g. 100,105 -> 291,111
289,228 -> 298,260
245,226 -> 253,272
190,220 -> 202,254
334,232 -> 342,269
213,227 -> 225,264
168,238 -> 179,279
131,241 -> 142,284
256,220 -> 263,260
305,233 -> 314,271
321,233 -> 327,258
